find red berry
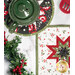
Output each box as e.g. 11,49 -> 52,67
19,72 -> 22,75
15,68 -> 17,71
4,31 -> 6,34
20,65 -> 23,69
24,62 -> 27,65
18,70 -> 21,73
18,68 -> 21,71
21,63 -> 23,65
4,38 -> 7,41
4,11 -> 8,16
21,59 -> 24,63
4,3 -> 6,10
4,42 -> 6,45
13,69 -> 16,72
16,66 -> 19,69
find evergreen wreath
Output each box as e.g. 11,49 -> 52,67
4,32 -> 34,75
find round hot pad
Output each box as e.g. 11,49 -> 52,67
4,0 -> 54,35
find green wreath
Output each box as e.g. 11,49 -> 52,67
4,32 -> 34,75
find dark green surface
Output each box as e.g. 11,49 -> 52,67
9,0 -> 40,25
13,0 -> 34,19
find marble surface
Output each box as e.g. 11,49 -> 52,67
4,26 -> 36,75
4,0 -> 70,75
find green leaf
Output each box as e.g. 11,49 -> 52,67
4,36 -> 34,75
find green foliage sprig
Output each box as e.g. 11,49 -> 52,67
4,33 -> 33,75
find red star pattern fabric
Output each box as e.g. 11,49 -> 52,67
46,36 -> 70,67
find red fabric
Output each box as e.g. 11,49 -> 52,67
46,36 -> 70,67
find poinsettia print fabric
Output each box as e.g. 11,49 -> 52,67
38,26 -> 70,75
